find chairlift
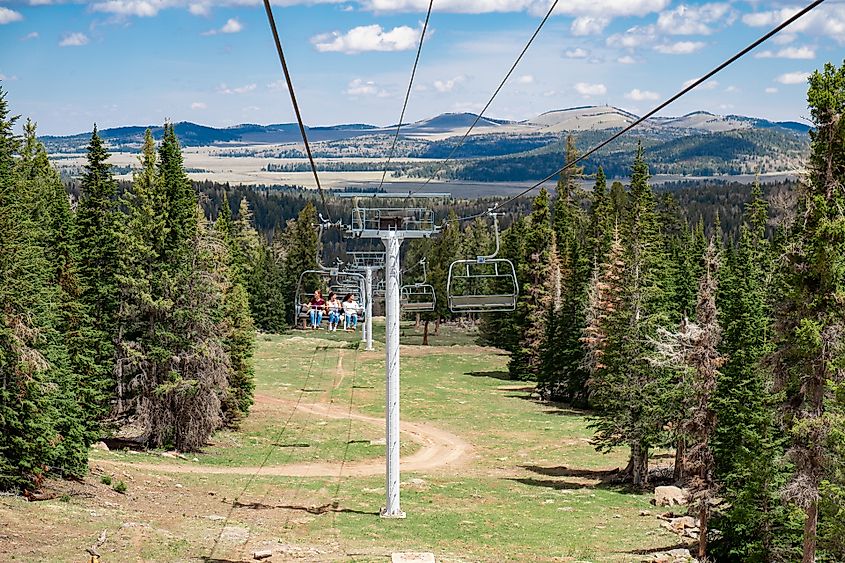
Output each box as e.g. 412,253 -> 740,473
400,258 -> 436,313
447,212 -> 519,313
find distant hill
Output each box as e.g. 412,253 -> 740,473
41,105 -> 810,152
42,106 -> 811,179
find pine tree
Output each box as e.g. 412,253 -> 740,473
0,90 -> 88,489
248,239 -> 287,333
582,225 -> 626,377
589,145 -> 671,487
684,242 -> 723,559
540,140 -> 590,403
509,188 -> 558,381
772,62 -> 845,563
75,125 -> 122,421
477,216 -> 527,351
587,166 -> 613,264
430,210 -> 464,332
710,180 -> 802,561
158,123 -> 197,257
281,202 -> 320,324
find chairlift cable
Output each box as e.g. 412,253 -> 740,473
262,0 -> 331,219
376,0 -> 435,193
446,0 -> 827,225
208,344 -> 321,560
405,0 -> 560,198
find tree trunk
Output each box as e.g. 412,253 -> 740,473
630,443 -> 649,487
698,503 -> 710,559
415,313 -> 421,328
422,320 -> 429,346
434,317 -> 440,335
803,500 -> 818,563
673,439 -> 685,485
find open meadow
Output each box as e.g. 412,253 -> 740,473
0,324 -> 680,562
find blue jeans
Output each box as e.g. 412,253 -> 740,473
310,309 -> 323,327
345,313 -> 358,329
328,311 -> 340,325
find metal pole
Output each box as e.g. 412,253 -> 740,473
365,267 -> 374,351
380,231 -> 405,518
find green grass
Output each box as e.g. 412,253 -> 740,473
37,326 -> 682,562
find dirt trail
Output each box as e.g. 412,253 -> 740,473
98,395 -> 471,478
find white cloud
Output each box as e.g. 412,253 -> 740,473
312,24 -> 421,54
22,31 -> 39,40
191,102 -> 207,110
625,88 -> 659,101
564,47 -> 589,59
203,18 -> 243,35
346,78 -> 390,97
571,16 -> 609,36
574,82 -> 607,97
765,87 -> 779,94
188,3 -> 209,15
656,3 -> 734,36
607,25 -> 655,49
217,83 -> 257,94
654,40 -> 705,54
755,45 -> 815,60
0,7 -> 24,24
358,0 -> 668,17
267,79 -> 290,91
60,32 -> 89,47
773,33 -> 796,46
743,5 -> 845,44
517,74 -> 534,84
682,77 -> 719,90
91,0 -> 161,17
776,71 -> 811,85
434,75 -> 465,93
617,55 -> 637,64
220,18 -> 242,33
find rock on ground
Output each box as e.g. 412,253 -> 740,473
654,486 -> 689,507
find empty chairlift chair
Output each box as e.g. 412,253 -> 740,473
399,258 -> 436,313
447,213 -> 519,313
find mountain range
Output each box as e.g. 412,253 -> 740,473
41,105 -> 810,150
42,105 -> 811,180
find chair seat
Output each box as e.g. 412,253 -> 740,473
400,300 -> 436,312
449,294 -> 516,310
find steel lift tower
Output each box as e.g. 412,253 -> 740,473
347,203 -> 439,518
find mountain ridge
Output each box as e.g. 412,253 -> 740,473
41,105 -> 810,151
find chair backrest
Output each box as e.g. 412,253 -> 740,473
400,283 -> 436,313
446,258 -> 519,313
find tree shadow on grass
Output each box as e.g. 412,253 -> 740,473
622,543 -> 694,555
507,477 -> 599,491
466,370 -> 514,382
232,500 -> 378,516
510,465 -> 640,493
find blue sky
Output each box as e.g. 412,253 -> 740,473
0,0 -> 842,135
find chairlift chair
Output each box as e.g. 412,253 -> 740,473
447,212 -> 519,313
399,258 -> 436,313
294,268 -> 337,324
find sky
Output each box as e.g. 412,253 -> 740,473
0,0 -> 842,135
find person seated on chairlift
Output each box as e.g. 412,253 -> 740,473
309,290 -> 327,330
342,293 -> 359,332
326,292 -> 342,332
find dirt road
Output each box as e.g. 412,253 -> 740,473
98,393 -> 471,478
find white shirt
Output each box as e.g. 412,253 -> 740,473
343,300 -> 359,314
